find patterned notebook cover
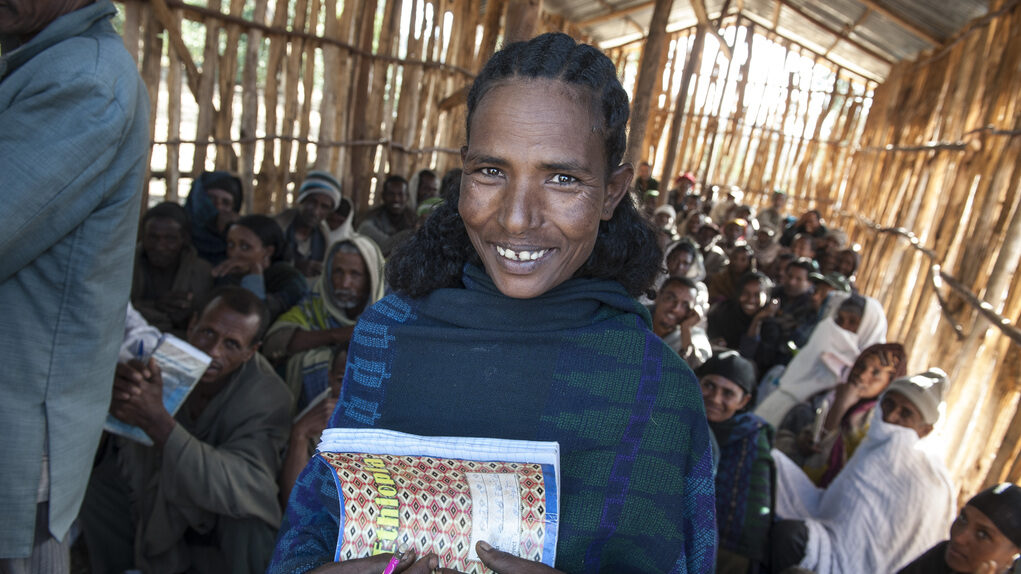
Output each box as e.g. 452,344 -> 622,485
317,431 -> 559,573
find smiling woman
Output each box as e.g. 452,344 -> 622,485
269,33 -> 716,574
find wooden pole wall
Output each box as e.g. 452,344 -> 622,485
122,0 -> 503,213
834,0 -> 1021,500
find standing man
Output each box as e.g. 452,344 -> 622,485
0,0 -> 149,570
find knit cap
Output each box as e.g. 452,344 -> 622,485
696,350 -> 757,396
297,170 -> 342,208
967,483 -> 1021,548
883,368 -> 949,424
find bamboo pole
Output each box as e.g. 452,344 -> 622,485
212,0 -> 246,173
256,0 -> 290,213
240,0 -> 268,213
504,0 -> 542,43
349,0 -> 381,212
624,0 -> 675,165
658,27 -> 703,189
294,0 -> 322,185
140,5 -> 164,208
166,7 -> 183,202
122,1 -> 142,64
316,0 -> 340,173
276,0 -> 310,211
191,0 -> 221,180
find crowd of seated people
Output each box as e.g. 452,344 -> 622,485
77,168 -> 1007,574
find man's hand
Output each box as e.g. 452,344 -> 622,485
109,359 -> 176,446
679,306 -> 703,331
155,291 -> 194,325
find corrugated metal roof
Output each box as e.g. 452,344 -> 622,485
542,0 -> 991,80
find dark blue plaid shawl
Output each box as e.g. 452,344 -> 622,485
269,264 -> 717,573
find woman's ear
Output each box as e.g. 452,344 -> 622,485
737,393 -> 753,412
602,163 -> 634,221
264,245 -> 275,265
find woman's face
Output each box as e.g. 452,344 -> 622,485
700,374 -> 751,423
836,308 -> 862,333
668,249 -> 695,277
226,225 -> 272,269
852,353 -> 897,399
946,505 -> 1020,573
730,250 -> 751,274
459,79 -> 631,299
738,280 -> 767,316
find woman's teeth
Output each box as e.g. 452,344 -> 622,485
496,246 -> 549,261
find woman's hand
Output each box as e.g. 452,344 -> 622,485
212,257 -> 262,278
310,543 -> 564,574
473,541 -> 564,574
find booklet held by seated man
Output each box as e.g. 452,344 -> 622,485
316,428 -> 560,573
104,334 -> 212,446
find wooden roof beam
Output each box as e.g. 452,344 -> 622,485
824,7 -> 871,57
776,0 -> 895,65
592,0 -> 647,35
578,0 -> 654,28
856,0 -> 940,46
691,0 -> 731,60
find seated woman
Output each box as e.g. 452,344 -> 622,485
706,243 -> 755,305
212,214 -> 308,323
268,33 -> 716,574
772,343 -> 905,471
802,342 -> 906,485
698,351 -> 773,574
183,171 -> 243,265
755,293 -> 888,428
642,238 -> 708,308
707,271 -> 775,357
899,483 -> 1021,574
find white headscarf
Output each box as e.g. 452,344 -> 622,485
773,407 -> 956,574
755,295 -> 888,428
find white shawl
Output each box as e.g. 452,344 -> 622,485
773,412 -> 956,574
755,296 -> 888,427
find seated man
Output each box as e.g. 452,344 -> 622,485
262,236 -> 385,409
132,202 -> 213,336
356,174 -> 416,256
698,351 -> 773,574
771,369 -> 956,574
81,287 -> 292,574
752,257 -> 817,374
275,171 -> 343,277
414,169 -> 440,205
650,276 -> 711,369
899,482 -> 1021,574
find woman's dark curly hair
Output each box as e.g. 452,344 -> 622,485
387,32 -> 661,298
229,214 -> 286,263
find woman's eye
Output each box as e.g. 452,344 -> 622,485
479,167 -> 502,177
551,174 -> 579,185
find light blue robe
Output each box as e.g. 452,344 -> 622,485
0,0 -> 149,557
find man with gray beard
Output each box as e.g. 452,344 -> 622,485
262,236 -> 386,411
